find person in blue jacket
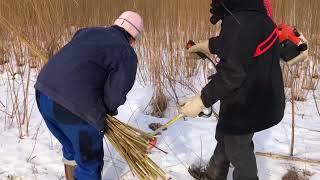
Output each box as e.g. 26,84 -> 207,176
35,11 -> 144,180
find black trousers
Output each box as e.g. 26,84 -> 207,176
205,130 -> 259,180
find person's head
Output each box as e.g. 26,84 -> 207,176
114,11 -> 144,46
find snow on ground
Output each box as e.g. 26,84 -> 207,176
0,73 -> 320,180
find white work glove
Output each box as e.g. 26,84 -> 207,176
187,40 -> 211,55
180,95 -> 205,118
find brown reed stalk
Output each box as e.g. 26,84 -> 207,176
0,0 -> 319,135
105,115 -> 166,180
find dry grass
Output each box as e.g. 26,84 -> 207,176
0,0 -> 216,118
0,0 -> 318,133
282,167 -> 312,180
0,1 -> 318,178
0,0 -> 318,113
105,115 -> 166,179
274,0 -> 320,101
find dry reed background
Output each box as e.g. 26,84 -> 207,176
0,0 -> 319,134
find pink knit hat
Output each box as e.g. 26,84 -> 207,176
114,11 -> 144,40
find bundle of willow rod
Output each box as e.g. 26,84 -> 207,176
104,115 -> 166,180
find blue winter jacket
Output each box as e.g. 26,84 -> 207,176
35,26 -> 137,133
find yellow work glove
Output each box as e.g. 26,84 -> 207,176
180,95 -> 205,118
187,40 -> 210,55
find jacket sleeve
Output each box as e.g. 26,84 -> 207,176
103,47 -> 137,114
208,36 -> 221,55
201,17 -> 247,107
201,58 -> 247,107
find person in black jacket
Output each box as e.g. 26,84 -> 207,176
35,11 -> 143,180
181,0 -> 285,179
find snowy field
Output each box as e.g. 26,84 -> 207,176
0,72 -> 320,180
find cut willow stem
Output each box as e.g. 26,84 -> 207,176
104,115 -> 167,180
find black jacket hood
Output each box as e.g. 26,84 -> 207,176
221,0 -> 269,14
210,0 -> 271,24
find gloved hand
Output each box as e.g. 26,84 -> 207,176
180,95 -> 205,118
187,40 -> 210,55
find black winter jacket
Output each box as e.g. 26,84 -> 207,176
201,0 -> 285,134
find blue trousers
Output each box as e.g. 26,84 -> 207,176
36,90 -> 104,180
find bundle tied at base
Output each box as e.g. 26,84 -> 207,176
104,115 -> 166,180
